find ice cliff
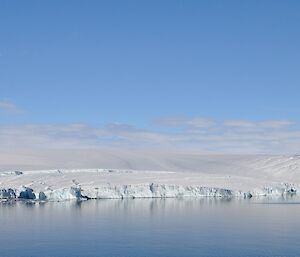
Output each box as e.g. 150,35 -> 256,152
0,155 -> 299,202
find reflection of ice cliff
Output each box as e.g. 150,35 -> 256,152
0,155 -> 299,201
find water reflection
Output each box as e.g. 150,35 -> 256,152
0,196 -> 299,218
0,197 -> 300,257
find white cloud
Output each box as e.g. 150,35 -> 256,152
0,118 -> 299,154
155,116 -> 214,128
224,119 -> 294,129
0,99 -> 24,114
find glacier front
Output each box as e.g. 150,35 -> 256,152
0,155 -> 299,201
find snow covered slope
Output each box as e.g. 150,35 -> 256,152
0,155 -> 299,201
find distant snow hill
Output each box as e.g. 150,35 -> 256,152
0,155 -> 299,201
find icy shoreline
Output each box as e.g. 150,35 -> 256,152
1,155 -> 299,201
0,182 -> 298,202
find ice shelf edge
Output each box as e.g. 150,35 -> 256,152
0,183 -> 297,202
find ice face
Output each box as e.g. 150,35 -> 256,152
0,183 -> 297,202
0,155 -> 299,201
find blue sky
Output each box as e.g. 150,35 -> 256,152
1,1 -> 300,153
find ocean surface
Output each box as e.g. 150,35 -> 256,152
1,197 -> 300,257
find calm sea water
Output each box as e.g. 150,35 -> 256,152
1,197 -> 300,257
